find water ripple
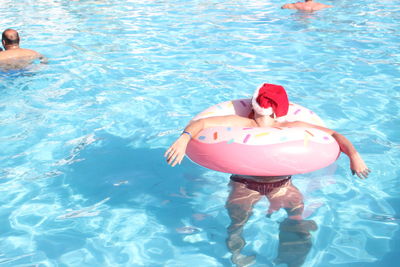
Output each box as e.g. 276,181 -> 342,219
0,0 -> 399,266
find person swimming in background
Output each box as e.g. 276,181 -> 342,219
281,0 -> 332,12
0,28 -> 47,71
165,83 -> 370,265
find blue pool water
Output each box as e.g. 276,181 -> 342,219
1,0 -> 399,266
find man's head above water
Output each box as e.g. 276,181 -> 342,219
2,29 -> 20,49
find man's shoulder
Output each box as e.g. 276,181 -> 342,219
0,48 -> 44,64
291,2 -> 308,9
312,2 -> 332,9
282,2 -> 299,9
19,48 -> 41,56
5,48 -> 41,58
282,1 -> 332,10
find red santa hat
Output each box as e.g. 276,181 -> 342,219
251,83 -> 289,118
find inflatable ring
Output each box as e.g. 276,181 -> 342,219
186,99 -> 340,176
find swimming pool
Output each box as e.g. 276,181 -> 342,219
0,0 -> 399,266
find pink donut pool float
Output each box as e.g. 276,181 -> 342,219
186,99 -> 340,176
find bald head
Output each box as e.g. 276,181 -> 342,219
2,29 -> 20,48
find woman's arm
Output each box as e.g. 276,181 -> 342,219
165,115 -> 255,167
281,121 -> 370,179
331,132 -> 370,179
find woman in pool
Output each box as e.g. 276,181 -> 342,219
165,83 -> 370,266
165,83 -> 370,179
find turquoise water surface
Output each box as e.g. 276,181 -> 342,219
0,0 -> 399,266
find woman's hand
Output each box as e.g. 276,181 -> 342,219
164,134 -> 191,167
349,152 -> 371,179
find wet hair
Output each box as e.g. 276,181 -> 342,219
2,29 -> 20,45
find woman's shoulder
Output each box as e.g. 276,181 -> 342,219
201,114 -> 256,128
